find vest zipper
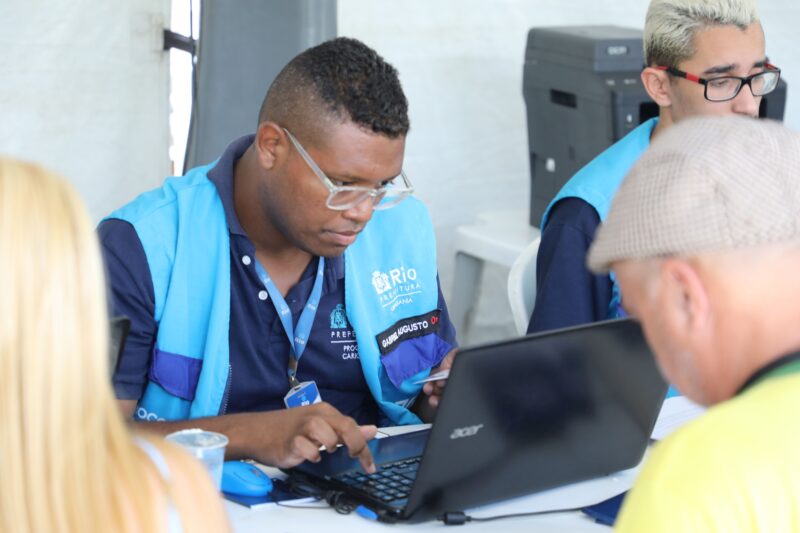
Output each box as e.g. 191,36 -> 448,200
219,364 -> 232,415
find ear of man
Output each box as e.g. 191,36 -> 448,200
659,258 -> 712,338
641,67 -> 674,108
255,121 -> 286,170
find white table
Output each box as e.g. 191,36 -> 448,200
226,423 -> 642,532
226,466 -> 638,532
449,209 -> 540,338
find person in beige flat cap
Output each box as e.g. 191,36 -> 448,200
588,115 -> 800,531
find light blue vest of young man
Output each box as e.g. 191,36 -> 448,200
541,117 -> 659,318
107,163 -> 450,426
540,117 -> 679,398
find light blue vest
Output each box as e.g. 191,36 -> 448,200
108,165 -> 446,425
539,118 -> 680,399
541,117 -> 658,318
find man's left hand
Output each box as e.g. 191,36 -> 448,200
422,348 -> 458,408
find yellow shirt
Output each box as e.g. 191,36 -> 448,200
616,372 -> 800,532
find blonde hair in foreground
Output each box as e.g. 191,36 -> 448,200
0,159 -> 154,533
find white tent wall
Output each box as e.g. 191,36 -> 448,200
1,2 -> 796,345
339,0 -> 800,344
0,1 -> 170,221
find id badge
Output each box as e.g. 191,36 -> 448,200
283,380 -> 322,408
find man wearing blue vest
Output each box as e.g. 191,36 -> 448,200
528,0 -> 780,333
100,37 -> 457,471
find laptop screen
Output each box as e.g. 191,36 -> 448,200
407,318 -> 667,519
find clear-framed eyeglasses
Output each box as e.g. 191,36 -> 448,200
283,128 -> 414,211
655,63 -> 781,102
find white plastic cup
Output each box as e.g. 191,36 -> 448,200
165,428 -> 228,489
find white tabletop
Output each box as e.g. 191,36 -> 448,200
224,386 -> 703,532
225,466 -> 639,532
225,423 -> 643,532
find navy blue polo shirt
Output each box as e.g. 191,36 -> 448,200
527,197 -> 613,334
99,135 -> 457,425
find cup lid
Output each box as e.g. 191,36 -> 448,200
165,428 -> 229,450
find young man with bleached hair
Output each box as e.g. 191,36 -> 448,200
529,0 -> 780,335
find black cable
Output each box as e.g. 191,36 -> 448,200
325,491 -> 357,514
272,491 -> 357,514
275,474 -> 586,525
439,506 -> 586,526
278,474 -> 587,525
182,0 -> 199,173
274,476 -> 357,515
188,0 -> 194,42
273,499 -> 328,510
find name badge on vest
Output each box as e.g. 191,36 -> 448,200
283,381 -> 322,408
375,309 -> 442,356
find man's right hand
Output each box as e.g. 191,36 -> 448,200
122,400 -> 377,473
241,402 -> 377,472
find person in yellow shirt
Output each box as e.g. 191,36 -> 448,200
587,115 -> 800,531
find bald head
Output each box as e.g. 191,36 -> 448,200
258,37 -> 409,148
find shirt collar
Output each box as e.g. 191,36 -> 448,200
326,253 -> 345,282
737,351 -> 800,396
207,134 -> 255,237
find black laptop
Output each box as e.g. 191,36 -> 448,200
285,318 -> 667,522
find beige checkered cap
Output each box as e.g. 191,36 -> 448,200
588,115 -> 800,273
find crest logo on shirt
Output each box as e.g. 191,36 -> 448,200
329,304 -> 358,359
330,304 -> 349,329
371,266 -> 422,312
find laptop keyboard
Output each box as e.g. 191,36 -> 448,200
334,457 -> 420,505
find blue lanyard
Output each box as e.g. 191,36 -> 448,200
254,256 -> 325,387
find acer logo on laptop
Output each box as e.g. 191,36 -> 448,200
449,424 -> 484,440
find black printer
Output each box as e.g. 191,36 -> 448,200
523,25 -> 787,227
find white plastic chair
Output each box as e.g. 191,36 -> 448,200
450,210 -> 540,338
506,236 -> 541,336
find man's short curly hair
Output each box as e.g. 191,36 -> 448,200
258,37 -> 409,144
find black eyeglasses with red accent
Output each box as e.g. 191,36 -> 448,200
655,63 -> 781,102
